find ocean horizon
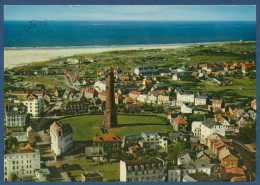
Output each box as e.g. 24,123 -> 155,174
4,20 -> 256,47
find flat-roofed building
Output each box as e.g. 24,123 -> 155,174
4,144 -> 41,181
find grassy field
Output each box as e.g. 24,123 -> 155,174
21,75 -> 69,88
199,77 -> 256,98
66,156 -> 120,181
166,76 -> 256,98
61,114 -> 172,141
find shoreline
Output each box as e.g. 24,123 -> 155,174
4,41 -> 253,69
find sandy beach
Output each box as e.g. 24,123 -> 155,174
4,44 -> 191,69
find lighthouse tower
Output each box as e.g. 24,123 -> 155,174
104,67 -> 118,129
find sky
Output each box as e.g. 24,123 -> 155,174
4,5 -> 256,21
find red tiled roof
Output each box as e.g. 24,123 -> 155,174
94,134 -> 120,142
212,100 -> 223,105
12,91 -> 29,94
144,80 -> 153,84
129,91 -> 141,95
20,144 -> 33,150
84,88 -> 98,94
226,167 -> 245,175
174,115 -> 188,124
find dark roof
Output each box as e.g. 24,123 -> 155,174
124,158 -> 164,171
188,172 -> 220,182
202,119 -> 221,128
61,124 -> 73,136
82,173 -> 103,178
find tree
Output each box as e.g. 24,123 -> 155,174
189,114 -> 204,122
5,136 -> 19,150
9,172 -> 18,182
167,142 -> 191,162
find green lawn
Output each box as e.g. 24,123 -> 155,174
198,77 -> 256,98
22,75 -> 69,88
66,157 -> 120,181
61,114 -> 173,141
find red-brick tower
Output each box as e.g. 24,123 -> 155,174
104,67 -> 118,129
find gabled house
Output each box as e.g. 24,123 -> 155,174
171,115 -> 188,132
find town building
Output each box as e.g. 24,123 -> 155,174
129,91 -> 141,100
171,115 -> 188,132
65,101 -> 88,115
98,91 -> 107,102
94,80 -> 106,92
22,98 -> 44,117
120,158 -> 165,182
93,133 -> 121,152
26,126 -> 36,142
192,121 -> 202,138
141,131 -> 160,149
50,121 -> 73,157
84,88 -> 98,99
177,93 -> 195,103
195,95 -> 207,106
158,95 -> 171,104
81,172 -> 103,182
85,146 -> 106,162
4,145 -> 41,181
219,148 -> 239,168
158,133 -> 168,150
201,119 -> 225,143
134,66 -> 159,75
5,104 -> 27,127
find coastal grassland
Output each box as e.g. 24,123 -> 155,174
66,157 -> 120,181
8,41 -> 256,73
166,76 -> 256,98
61,114 -> 172,141
21,75 -> 69,88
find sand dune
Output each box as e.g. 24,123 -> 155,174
4,44 -> 189,69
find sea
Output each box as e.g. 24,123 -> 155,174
4,21 -> 256,47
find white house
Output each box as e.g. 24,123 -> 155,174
201,119 -> 225,143
141,131 -> 160,149
195,95 -> 207,106
34,168 -> 50,182
172,74 -> 180,81
137,94 -> 149,103
67,58 -> 84,64
134,66 -> 159,75
94,80 -> 106,92
120,158 -> 165,182
22,98 -> 44,117
158,133 -> 168,150
158,95 -> 171,104
4,145 -> 41,181
168,159 -> 211,182
147,94 -> 158,104
129,91 -> 141,100
168,166 -> 182,182
215,115 -> 235,133
177,93 -> 195,103
192,121 -> 202,138
5,104 -> 27,127
181,104 -> 193,113
50,121 -> 73,157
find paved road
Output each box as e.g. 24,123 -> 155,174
227,135 -> 256,181
37,131 -> 71,182
63,75 -> 80,91
36,100 -> 63,131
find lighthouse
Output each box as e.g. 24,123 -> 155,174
104,66 -> 118,129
